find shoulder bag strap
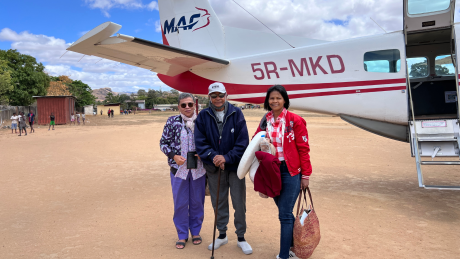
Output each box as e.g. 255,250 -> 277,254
306,187 -> 315,210
295,191 -> 303,216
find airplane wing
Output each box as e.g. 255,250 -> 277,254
67,22 -> 229,76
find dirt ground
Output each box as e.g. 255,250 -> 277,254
1,110 -> 459,259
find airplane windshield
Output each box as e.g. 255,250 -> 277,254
408,0 -> 450,15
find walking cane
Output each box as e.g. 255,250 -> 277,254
210,167 -> 223,259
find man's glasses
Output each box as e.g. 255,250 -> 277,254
180,102 -> 194,108
210,93 -> 226,99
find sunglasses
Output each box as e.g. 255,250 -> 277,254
210,93 -> 226,99
180,102 -> 194,108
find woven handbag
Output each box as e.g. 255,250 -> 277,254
292,187 -> 320,259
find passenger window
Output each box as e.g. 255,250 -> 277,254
407,57 -> 428,78
435,55 -> 455,76
364,49 -> 401,73
408,0 -> 450,15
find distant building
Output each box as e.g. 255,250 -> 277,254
83,105 -> 94,115
136,100 -> 145,109
124,100 -> 146,109
97,103 -> 121,115
154,104 -> 177,111
33,96 -> 76,125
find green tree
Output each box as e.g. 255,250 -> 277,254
409,62 -> 427,78
0,49 -> 50,106
137,89 -> 147,100
103,92 -> 120,104
0,59 -> 14,105
68,80 -> 96,108
435,64 -> 452,76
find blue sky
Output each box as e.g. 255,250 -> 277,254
0,0 -> 162,50
0,0 -> 167,92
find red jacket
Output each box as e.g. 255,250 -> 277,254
254,110 -> 312,179
254,151 -> 282,197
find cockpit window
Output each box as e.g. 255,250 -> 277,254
435,55 -> 455,76
408,0 -> 450,15
407,57 -> 428,78
364,49 -> 401,73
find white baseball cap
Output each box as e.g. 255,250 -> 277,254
208,82 -> 227,95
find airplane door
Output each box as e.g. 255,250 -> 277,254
454,24 -> 460,119
404,0 -> 458,120
404,0 -> 454,34
405,0 -> 460,190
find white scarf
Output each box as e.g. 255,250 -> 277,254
180,112 -> 197,133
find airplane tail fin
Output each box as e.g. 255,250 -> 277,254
158,0 -> 225,59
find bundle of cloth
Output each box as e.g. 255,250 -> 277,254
237,131 -> 279,198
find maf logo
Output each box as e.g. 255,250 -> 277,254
163,7 -> 210,34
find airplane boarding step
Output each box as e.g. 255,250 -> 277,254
410,119 -> 460,190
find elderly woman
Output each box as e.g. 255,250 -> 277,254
253,85 -> 312,259
160,93 -> 206,249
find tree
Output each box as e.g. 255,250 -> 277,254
68,80 -> 96,107
435,64 -> 452,76
410,62 -> 454,77
137,89 -> 147,97
0,59 -> 14,105
409,62 -> 428,78
104,92 -> 120,104
0,49 -> 50,106
48,75 -> 96,108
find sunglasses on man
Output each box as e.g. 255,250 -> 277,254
210,93 -> 226,99
180,102 -> 195,108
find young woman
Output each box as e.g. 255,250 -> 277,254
160,93 -> 206,249
253,85 -> 312,259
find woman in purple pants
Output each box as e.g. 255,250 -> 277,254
160,93 -> 206,249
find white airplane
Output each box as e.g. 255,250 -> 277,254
68,0 -> 460,190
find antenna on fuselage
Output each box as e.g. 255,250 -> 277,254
370,17 -> 387,33
232,0 -> 295,48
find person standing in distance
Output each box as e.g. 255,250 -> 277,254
18,112 -> 27,136
48,113 -> 56,130
27,110 -> 35,133
10,112 -> 18,134
194,82 -> 252,255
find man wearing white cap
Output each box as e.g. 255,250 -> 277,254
195,82 -> 252,255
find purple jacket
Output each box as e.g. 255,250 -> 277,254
160,115 -> 183,171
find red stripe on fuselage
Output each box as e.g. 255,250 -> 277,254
158,71 -> 406,96
230,86 -> 406,103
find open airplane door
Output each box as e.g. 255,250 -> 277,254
66,22 -> 229,77
404,0 -> 460,189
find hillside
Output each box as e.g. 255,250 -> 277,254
92,88 -> 113,102
92,88 -> 133,102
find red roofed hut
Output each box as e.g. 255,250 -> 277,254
34,96 -> 76,125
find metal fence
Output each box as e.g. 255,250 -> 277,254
0,105 -> 37,126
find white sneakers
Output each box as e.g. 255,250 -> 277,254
276,250 -> 300,259
208,237 -> 253,255
208,236 -> 228,250
237,241 -> 253,255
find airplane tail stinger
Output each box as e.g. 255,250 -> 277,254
158,0 -> 225,59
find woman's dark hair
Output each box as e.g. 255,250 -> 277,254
263,85 -> 290,111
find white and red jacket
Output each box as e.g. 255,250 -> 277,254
253,110 -> 312,179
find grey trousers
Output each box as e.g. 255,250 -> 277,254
206,166 -> 247,237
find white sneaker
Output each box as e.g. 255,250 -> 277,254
237,241 -> 253,255
208,236 -> 228,250
276,250 -> 299,259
